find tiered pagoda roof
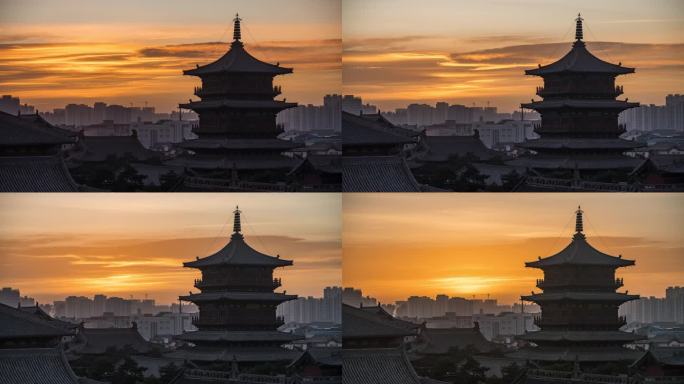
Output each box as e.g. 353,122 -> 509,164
172,15 -> 301,188
510,14 -> 643,177
174,207 -> 300,365
510,207 -> 644,363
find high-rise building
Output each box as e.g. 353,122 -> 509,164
0,287 -> 20,307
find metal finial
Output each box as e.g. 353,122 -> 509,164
575,13 -> 584,41
233,13 -> 242,42
233,206 -> 242,234
575,206 -> 584,234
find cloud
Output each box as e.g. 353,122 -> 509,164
343,40 -> 684,110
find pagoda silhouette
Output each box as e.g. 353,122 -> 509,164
168,207 -> 300,366
509,207 -> 644,363
510,15 -> 644,189
170,14 -> 299,191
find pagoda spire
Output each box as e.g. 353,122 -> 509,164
233,206 -> 242,235
574,205 -> 585,238
233,13 -> 242,44
574,13 -> 584,45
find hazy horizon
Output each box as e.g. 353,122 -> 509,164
343,0 -> 684,111
343,193 -> 684,305
0,194 -> 342,305
0,0 -> 341,113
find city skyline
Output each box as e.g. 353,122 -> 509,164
343,0 -> 684,111
343,193 -> 684,305
0,0 -> 341,112
0,194 -> 341,304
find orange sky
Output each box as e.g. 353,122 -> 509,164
342,0 -> 684,111
343,194 -> 684,305
0,194 -> 341,305
0,0 -> 341,112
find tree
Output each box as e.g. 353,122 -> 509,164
110,356 -> 146,384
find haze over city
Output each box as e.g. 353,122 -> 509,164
0,194 -> 341,304
343,0 -> 684,111
0,0 -> 341,112
343,193 -> 684,305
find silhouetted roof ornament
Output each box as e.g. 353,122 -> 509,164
575,13 -> 584,43
233,13 -> 242,44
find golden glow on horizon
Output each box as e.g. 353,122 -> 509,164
342,194 -> 684,305
0,194 -> 341,304
0,0 -> 341,112
342,0 -> 684,110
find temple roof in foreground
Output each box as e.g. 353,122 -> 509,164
414,326 -> 498,355
70,326 -> 155,355
342,156 -> 422,192
518,138 -> 643,151
0,156 -> 80,192
0,110 -> 76,147
184,232 -> 292,268
0,303 -> 76,340
70,134 -> 159,163
417,135 -> 498,162
343,111 -> 415,147
343,347 -> 444,384
343,304 -> 417,340
0,347 -> 83,384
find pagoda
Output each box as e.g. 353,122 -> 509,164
510,14 -> 643,183
172,14 -> 299,190
169,207 -> 300,366
509,207 -> 643,363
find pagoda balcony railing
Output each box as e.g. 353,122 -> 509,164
618,123 -> 627,134
615,85 -> 624,96
615,278 -> 624,289
536,279 -> 545,289
527,369 -> 635,384
533,315 -> 542,327
275,316 -> 285,328
272,278 -> 282,289
536,86 -> 545,97
273,85 -> 282,96
535,85 -> 625,98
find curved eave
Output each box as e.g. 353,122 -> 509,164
521,292 -> 640,303
183,258 -> 293,268
184,66 -> 293,77
524,42 -> 635,76
525,258 -> 635,269
525,66 -> 634,76
179,100 -> 298,111
521,101 -> 640,111
179,292 -> 298,303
